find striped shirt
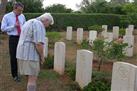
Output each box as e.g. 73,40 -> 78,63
16,19 -> 46,61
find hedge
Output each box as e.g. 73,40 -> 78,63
24,13 -> 129,31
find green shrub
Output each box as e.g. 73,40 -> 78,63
24,13 -> 42,20
24,13 -> 137,31
92,38 -> 107,71
92,71 -> 111,80
46,32 -> 61,41
83,81 -> 110,91
83,71 -> 111,91
65,62 -> 76,81
128,13 -> 137,25
88,25 -> 102,33
119,28 -> 126,36
42,55 -> 54,69
92,38 -> 128,71
80,39 -> 90,49
106,41 -> 128,61
120,15 -> 130,27
66,82 -> 81,91
46,32 -> 61,48
24,13 -> 125,31
120,13 -> 137,28
39,70 -> 59,79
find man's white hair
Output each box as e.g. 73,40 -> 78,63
38,13 -> 54,25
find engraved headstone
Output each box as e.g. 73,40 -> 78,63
66,26 -> 72,40
76,50 -> 93,89
77,28 -> 83,44
111,62 -> 137,91
89,30 -> 97,44
123,35 -> 134,57
102,25 -> 108,38
54,42 -> 66,75
113,26 -> 119,39
105,32 -> 113,42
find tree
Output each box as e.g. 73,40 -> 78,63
79,0 -> 125,14
92,38 -> 128,71
79,0 -> 93,13
111,0 -> 130,4
6,1 -> 13,13
6,0 -> 44,13
44,4 -> 73,13
122,3 -> 137,14
80,0 -> 111,13
106,41 -> 128,61
92,38 -> 107,71
0,0 -> 7,21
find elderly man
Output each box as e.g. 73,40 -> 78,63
1,2 -> 26,82
16,13 -> 54,91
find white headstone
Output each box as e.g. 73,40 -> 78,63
128,25 -> 134,32
123,35 -> 134,57
44,37 -> 48,58
77,28 -> 83,44
126,28 -> 133,36
105,32 -> 113,42
89,30 -> 97,44
66,26 -> 72,40
113,26 -> 119,39
54,42 -> 66,75
102,25 -> 108,38
111,62 -> 137,91
76,50 -> 93,89
102,25 -> 108,31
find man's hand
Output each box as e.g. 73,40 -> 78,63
40,56 -> 45,65
15,21 -> 20,27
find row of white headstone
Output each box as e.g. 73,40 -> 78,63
51,41 -> 137,91
53,41 -> 93,88
66,26 -> 97,44
66,25 -> 134,41
43,38 -> 92,88
66,25 -> 135,57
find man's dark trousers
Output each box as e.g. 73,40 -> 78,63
9,35 -> 19,78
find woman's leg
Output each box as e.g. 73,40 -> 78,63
27,75 -> 37,91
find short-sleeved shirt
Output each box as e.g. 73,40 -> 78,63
16,19 -> 46,61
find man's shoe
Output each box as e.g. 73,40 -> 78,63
13,76 -> 21,82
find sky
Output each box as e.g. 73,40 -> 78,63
43,0 -> 86,11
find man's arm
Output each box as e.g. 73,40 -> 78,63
1,16 -> 15,32
35,42 -> 44,64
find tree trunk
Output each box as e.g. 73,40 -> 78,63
98,58 -> 103,71
0,0 -> 8,22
